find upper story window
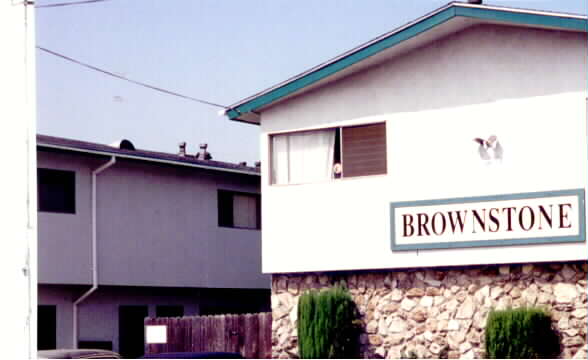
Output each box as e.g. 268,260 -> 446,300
218,190 -> 261,230
38,168 -> 76,214
270,122 -> 387,184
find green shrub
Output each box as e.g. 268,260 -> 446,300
485,306 -> 560,359
297,285 -> 360,359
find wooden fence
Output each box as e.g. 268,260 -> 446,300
144,313 -> 272,359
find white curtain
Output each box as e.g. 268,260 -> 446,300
271,135 -> 290,185
233,194 -> 257,228
272,129 -> 335,184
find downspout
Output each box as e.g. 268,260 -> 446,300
73,156 -> 116,348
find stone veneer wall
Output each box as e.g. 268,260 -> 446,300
271,261 -> 587,359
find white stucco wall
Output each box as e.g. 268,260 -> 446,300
259,24 -> 588,273
0,2 -> 37,357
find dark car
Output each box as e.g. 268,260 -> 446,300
140,352 -> 243,359
38,349 -> 122,359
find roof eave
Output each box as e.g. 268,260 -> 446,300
225,2 -> 588,124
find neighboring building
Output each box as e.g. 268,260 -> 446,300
224,2 -> 588,358
1,1 -> 38,358
37,135 -> 269,358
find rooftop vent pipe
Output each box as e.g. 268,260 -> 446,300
239,161 -> 247,166
196,143 -> 212,160
467,0 -> 482,4
178,142 -> 187,156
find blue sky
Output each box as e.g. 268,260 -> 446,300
35,0 -> 587,165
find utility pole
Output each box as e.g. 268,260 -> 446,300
0,0 -> 38,358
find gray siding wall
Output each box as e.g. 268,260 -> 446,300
38,150 -> 268,289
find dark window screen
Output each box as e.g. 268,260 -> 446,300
38,305 -> 57,350
156,305 -> 184,318
218,190 -> 234,227
38,168 -> 76,213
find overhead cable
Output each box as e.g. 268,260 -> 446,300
35,0 -> 111,8
37,46 -> 228,109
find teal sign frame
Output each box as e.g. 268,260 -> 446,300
390,189 -> 586,251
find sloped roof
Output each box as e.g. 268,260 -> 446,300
223,1 -> 587,124
37,134 -> 260,176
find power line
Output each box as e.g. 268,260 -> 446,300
37,46 -> 229,109
35,0 -> 111,8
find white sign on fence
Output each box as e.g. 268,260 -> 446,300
145,325 -> 167,344
391,189 -> 585,251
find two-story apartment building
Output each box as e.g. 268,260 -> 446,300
37,135 -> 269,358
224,2 -> 587,358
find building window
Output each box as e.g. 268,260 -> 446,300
38,168 -> 76,214
156,305 -> 184,318
270,122 -> 387,184
38,305 -> 56,350
218,190 -> 261,229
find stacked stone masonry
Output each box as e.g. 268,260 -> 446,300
271,261 -> 587,359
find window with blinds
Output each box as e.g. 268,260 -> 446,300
270,122 -> 386,184
341,123 -> 387,177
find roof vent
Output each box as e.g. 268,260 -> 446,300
195,143 -> 212,160
110,139 -> 135,150
467,0 -> 482,4
254,161 -> 261,168
178,141 -> 187,156
238,161 -> 247,167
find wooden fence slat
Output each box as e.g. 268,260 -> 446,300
166,318 -> 174,353
218,315 -> 225,352
223,315 -> 230,352
183,317 -> 192,352
243,314 -> 260,358
238,314 -> 246,357
259,312 -> 272,359
221,315 -> 228,352
191,316 -> 201,353
228,314 -> 239,354
199,316 -> 209,352
204,316 -> 211,353
177,317 -> 184,352
212,315 -> 219,352
177,317 -> 183,352
211,316 -> 218,352
199,316 -> 205,353
175,318 -> 181,352
243,314 -> 251,359
166,318 -> 177,352
211,315 -> 217,352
